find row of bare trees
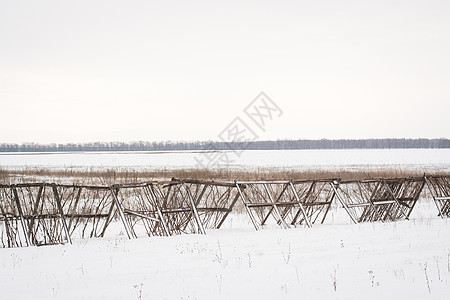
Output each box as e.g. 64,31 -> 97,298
1,138 -> 449,152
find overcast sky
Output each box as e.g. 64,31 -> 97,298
1,0 -> 449,144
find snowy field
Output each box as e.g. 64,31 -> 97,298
1,202 -> 450,299
1,149 -> 450,299
1,149 -> 450,172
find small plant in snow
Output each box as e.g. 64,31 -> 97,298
216,274 -> 223,294
51,287 -> 58,297
247,253 -> 252,268
368,270 -> 379,287
234,256 -> 242,269
10,253 -> 22,268
368,270 -> 375,287
133,283 -> 144,300
340,240 -> 344,248
446,249 -> 450,273
393,268 -> 405,280
282,243 -> 291,264
211,240 -> 228,267
435,257 -> 442,281
331,265 -> 339,292
280,283 -> 288,294
78,262 -> 86,276
419,262 -> 431,294
213,240 -> 223,264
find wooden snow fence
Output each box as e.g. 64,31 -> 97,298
112,179 -> 240,238
1,175 -> 450,248
0,179 -> 240,248
235,179 -> 338,230
333,177 -> 425,223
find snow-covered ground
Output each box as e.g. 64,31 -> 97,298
1,149 -> 450,172
1,201 -> 450,299
1,150 -> 450,299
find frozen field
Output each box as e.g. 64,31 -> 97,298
1,202 -> 450,299
1,149 -> 450,172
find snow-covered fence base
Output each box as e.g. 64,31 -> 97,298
424,174 -> 450,218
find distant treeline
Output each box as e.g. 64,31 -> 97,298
1,138 -> 449,152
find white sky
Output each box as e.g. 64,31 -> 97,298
1,0 -> 449,144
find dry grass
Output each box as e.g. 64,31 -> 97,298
1,167 -> 448,185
